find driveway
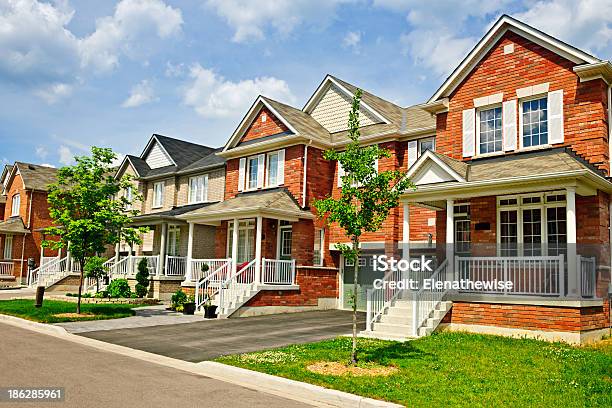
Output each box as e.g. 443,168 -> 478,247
0,322 -> 310,408
80,310 -> 365,362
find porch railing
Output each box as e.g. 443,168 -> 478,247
191,259 -> 231,281
579,255 -> 597,298
218,259 -> 257,313
110,255 -> 159,276
41,256 -> 58,267
455,255 -> 564,296
195,259 -> 232,309
165,256 -> 186,276
366,262 -> 404,331
413,259 -> 450,336
261,258 -> 296,285
0,261 -> 13,276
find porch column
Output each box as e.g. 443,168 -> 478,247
231,218 -> 239,274
566,187 -> 579,297
402,203 -> 410,273
66,241 -> 71,272
255,216 -> 263,284
158,222 -> 167,276
446,200 -> 454,275
185,222 -> 195,282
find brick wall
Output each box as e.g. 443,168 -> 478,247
240,107 -> 289,144
443,299 -> 610,332
245,266 -> 338,307
436,31 -> 610,174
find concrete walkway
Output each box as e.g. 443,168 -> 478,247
0,287 -> 35,300
56,305 -> 204,333
0,322 -> 311,408
80,310 -> 366,362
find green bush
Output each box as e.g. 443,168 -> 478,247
171,289 -> 187,309
94,291 -> 108,298
134,258 -> 150,298
107,279 -> 131,298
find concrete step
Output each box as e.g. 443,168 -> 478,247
372,322 -> 412,336
380,314 -> 413,325
386,306 -> 413,317
358,330 -> 415,342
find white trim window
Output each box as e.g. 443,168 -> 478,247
3,235 -> 12,260
10,193 -> 20,216
125,186 -> 133,210
279,221 -> 292,259
227,220 -> 256,263
152,181 -> 164,208
266,151 -> 280,187
313,228 -> 324,266
188,174 -> 208,204
521,97 -> 548,148
454,204 -> 471,255
497,192 -> 566,256
247,157 -> 259,190
418,137 -> 436,156
167,225 -> 180,256
477,106 -> 503,154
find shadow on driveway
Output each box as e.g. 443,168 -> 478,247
79,310 -> 365,362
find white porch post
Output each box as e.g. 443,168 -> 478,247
446,200 -> 454,275
402,203 -> 410,280
159,222 -> 167,276
185,222 -> 194,281
566,187 -> 579,297
255,216 -> 263,284
66,241 -> 71,272
231,218 -> 239,274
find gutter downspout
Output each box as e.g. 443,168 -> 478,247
302,142 -> 311,208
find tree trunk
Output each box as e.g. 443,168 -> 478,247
351,236 -> 360,365
76,259 -> 85,314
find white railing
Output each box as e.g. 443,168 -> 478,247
191,259 -> 231,281
413,259 -> 450,336
165,256 -> 187,276
195,259 -> 233,309
261,258 -> 296,285
132,255 -> 159,275
455,255 -> 564,296
218,259 -> 257,313
41,256 -> 58,267
28,256 -> 68,286
366,264 -> 404,331
0,261 -> 13,276
579,255 -> 597,298
109,255 -> 159,276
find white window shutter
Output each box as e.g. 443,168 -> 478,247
337,162 -> 345,187
257,154 -> 265,188
407,141 -> 418,167
548,90 -> 564,144
238,158 -> 246,192
503,100 -> 517,151
203,174 -> 209,202
462,108 -> 476,157
277,149 -> 285,185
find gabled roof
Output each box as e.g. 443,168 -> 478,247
407,150 -> 468,184
143,134 -> 217,169
0,217 -> 30,234
429,14 -> 602,103
7,162 -> 57,192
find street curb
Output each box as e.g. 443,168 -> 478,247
0,315 -> 402,408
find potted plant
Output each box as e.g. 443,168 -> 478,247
182,294 -> 196,315
170,289 -> 187,311
203,294 -> 217,319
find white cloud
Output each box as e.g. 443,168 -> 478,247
34,82 -> 73,104
58,145 -> 74,165
39,163 -> 55,168
165,61 -> 186,77
513,0 -> 612,55
80,0 -> 183,72
343,31 -> 362,53
205,0 -> 354,42
35,146 -> 48,160
183,63 -> 296,118
121,80 -> 158,108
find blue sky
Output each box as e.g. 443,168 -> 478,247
1,0 -> 611,167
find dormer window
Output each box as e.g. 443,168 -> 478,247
477,107 -> 503,154
10,193 -> 20,217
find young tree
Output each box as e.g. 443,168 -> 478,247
314,89 -> 414,364
84,256 -> 108,293
44,147 -> 146,313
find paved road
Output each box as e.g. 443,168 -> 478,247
81,310 -> 366,361
0,323 -> 311,408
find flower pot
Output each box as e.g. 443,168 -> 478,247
203,305 -> 218,319
182,302 -> 196,315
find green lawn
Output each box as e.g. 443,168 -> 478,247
217,332 -> 612,407
0,299 -> 140,323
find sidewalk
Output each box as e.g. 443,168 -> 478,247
0,287 -> 35,300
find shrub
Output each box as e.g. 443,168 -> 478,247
107,279 -> 131,298
134,258 -> 150,298
171,289 -> 187,309
94,291 -> 107,299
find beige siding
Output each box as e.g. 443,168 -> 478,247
117,163 -> 144,213
176,168 -> 226,207
143,177 -> 175,213
192,225 -> 216,258
311,84 -> 379,132
145,142 -> 173,169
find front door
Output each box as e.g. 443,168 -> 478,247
278,221 -> 292,260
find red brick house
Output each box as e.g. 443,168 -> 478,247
0,162 -> 61,285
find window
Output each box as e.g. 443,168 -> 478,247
125,186 -> 133,210
279,223 -> 292,258
454,204 -> 471,255
478,107 -> 503,154
10,194 -> 20,216
247,157 -> 259,190
152,182 -> 164,208
167,226 -> 180,256
188,175 -> 208,204
3,236 -> 12,259
227,220 -> 255,263
313,228 -> 324,266
522,97 -> 548,147
497,192 -> 566,256
267,152 -> 279,186
418,137 -> 436,156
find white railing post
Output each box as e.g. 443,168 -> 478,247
291,259 -> 296,284
261,258 -> 267,284
412,297 -> 418,337
503,258 -> 508,295
366,289 -> 372,331
255,216 -> 262,285
159,222 -> 167,276
559,253 -> 565,297
186,222 -> 195,281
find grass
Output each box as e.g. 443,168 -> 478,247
0,299 -> 140,323
217,332 -> 612,407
